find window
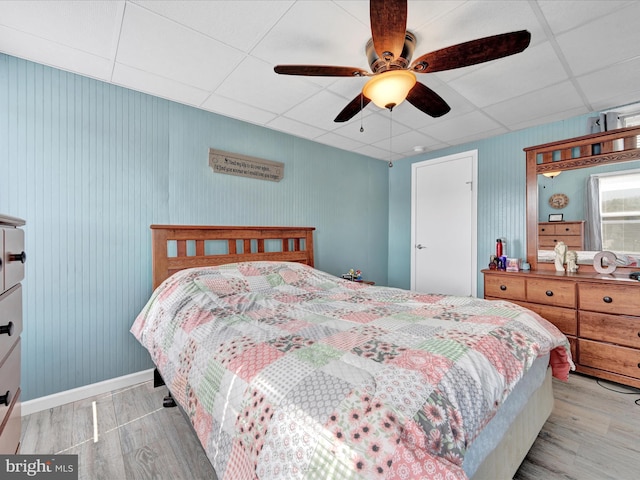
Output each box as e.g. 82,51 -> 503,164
622,113 -> 640,127
599,171 -> 640,252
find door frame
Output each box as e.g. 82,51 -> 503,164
410,149 -> 478,295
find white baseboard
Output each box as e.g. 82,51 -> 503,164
21,369 -> 155,416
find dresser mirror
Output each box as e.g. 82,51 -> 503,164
525,126 -> 640,271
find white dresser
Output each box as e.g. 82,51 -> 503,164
0,214 -> 25,454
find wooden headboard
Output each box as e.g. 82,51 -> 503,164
150,225 -> 316,289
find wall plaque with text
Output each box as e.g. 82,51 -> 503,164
209,149 -> 284,182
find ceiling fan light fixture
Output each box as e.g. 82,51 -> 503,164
542,171 -> 562,178
362,70 -> 416,109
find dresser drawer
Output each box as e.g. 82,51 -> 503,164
0,339 -> 20,430
516,301 -> 577,336
2,227 -> 25,291
578,338 -> 640,380
578,282 -> 640,316
0,285 -> 22,360
557,223 -> 582,235
0,390 -> 20,454
526,278 -> 576,308
484,275 -> 525,301
538,223 -> 583,236
579,311 -> 640,349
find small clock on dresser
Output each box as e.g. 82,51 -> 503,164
548,193 -> 569,209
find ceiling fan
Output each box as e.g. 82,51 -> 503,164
274,0 -> 531,123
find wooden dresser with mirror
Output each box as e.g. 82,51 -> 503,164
484,126 -> 640,389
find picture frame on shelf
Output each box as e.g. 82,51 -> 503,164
548,213 -> 563,222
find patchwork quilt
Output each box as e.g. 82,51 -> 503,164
131,261 -> 573,479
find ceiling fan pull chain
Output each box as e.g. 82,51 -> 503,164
388,109 -> 393,168
360,93 -> 365,133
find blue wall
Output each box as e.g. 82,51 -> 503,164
0,54 -> 389,401
388,115 -> 598,294
2,51 -> 631,402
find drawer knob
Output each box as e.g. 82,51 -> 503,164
603,296 -> 613,304
9,251 -> 26,263
546,290 -> 554,297
0,321 -> 13,336
0,390 -> 9,406
500,285 -> 507,291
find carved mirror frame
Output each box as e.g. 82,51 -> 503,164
525,125 -> 640,272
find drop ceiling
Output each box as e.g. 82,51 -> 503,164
2,0 -> 640,161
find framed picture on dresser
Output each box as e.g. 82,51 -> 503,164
548,213 -> 563,222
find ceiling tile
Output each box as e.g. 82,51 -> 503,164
132,1 -> 294,53
0,0 -> 124,59
392,80 -> 479,130
215,56 -> 322,114
419,110 -> 506,143
313,131 -> 367,152
354,143 -> 400,162
447,41 -> 567,108
333,109 -> 411,146
117,3 -> 242,91
483,81 -> 586,128
282,89 -> 358,132
508,105 -> 589,133
577,57 -> 640,110
537,0 -> 636,34
555,2 -> 640,76
252,0 -> 371,67
0,26 -> 113,81
266,115 -> 326,140
405,1 -> 467,31
413,0 -> 543,57
384,129 -> 444,153
454,126 -> 509,146
112,63 -> 211,106
200,93 -> 277,125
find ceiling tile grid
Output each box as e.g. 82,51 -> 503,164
1,0 -> 639,161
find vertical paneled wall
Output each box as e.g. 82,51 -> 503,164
388,117 -> 592,294
0,54 -> 389,401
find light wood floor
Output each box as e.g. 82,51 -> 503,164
21,373 -> 640,480
514,373 -> 640,480
20,381 -> 216,480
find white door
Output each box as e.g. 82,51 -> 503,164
411,150 -> 477,296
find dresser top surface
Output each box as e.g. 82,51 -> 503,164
482,269 -> 640,285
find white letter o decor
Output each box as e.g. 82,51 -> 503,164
593,251 -> 617,274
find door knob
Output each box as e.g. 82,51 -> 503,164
416,244 -> 426,249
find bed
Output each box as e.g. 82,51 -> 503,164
131,225 -> 574,479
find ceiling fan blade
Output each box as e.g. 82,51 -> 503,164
334,93 -> 372,123
370,0 -> 407,61
410,30 -> 531,73
405,82 -> 451,118
274,65 -> 370,77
